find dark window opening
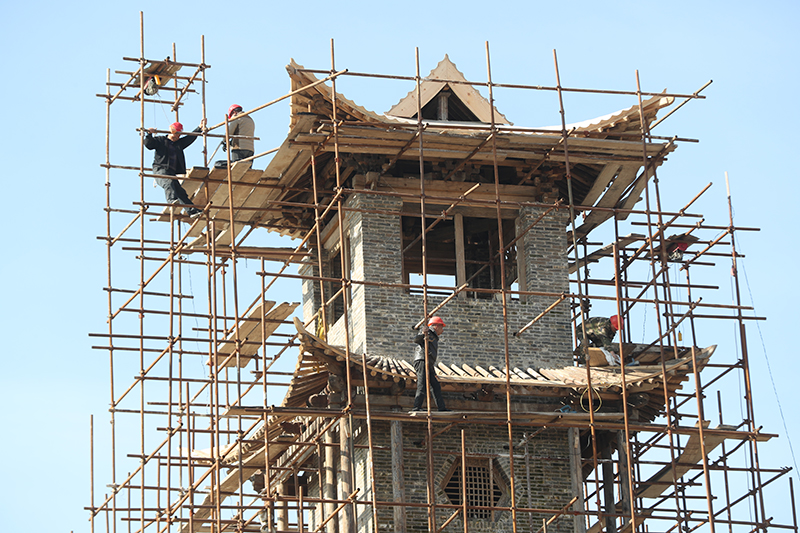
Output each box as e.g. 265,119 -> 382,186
402,214 -> 517,299
325,243 -> 349,325
442,458 -> 508,520
402,216 -> 457,295
417,87 -> 481,122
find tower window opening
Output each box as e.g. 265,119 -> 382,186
442,458 -> 508,520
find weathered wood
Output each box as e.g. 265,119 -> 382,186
568,234 -> 646,274
387,55 -> 511,125
182,246 -> 311,262
339,417 -> 355,533
617,430 -> 632,516
179,438 -> 297,533
276,480 -> 289,532
454,213 -> 467,299
574,164 -> 640,238
580,163 -> 620,207
637,421 -> 734,499
216,301 -> 299,367
324,428 -> 338,533
569,428 -> 587,533
390,420 -> 407,533
601,433 -> 617,533
371,176 -> 539,204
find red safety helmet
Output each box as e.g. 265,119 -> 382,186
170,122 -> 184,133
609,315 -> 620,330
667,241 -> 690,261
228,104 -> 243,118
428,316 -> 446,327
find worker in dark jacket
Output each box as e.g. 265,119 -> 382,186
412,316 -> 449,412
214,105 -> 255,169
575,315 -> 619,364
144,119 -> 206,218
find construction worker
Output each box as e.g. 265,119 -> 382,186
214,104 -> 255,169
575,315 -> 620,364
412,316 -> 449,412
144,119 -> 206,218
667,241 -> 690,261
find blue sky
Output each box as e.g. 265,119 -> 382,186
1,1 -> 798,531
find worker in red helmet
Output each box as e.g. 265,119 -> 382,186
144,118 -> 207,218
214,104 -> 255,169
412,316 -> 450,412
575,314 -> 620,365
666,241 -> 690,261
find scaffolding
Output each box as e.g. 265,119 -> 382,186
88,15 -> 798,533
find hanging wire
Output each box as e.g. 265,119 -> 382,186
185,261 -> 206,379
154,80 -> 189,125
726,204 -> 756,524
740,256 -> 799,477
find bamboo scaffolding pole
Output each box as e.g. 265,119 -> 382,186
295,67 -> 707,100
634,68 -> 687,533
488,41 -> 519,532
94,33 -> 797,533
614,239 -> 638,533
206,69 -> 349,131
137,16 -> 147,533
514,293 -> 568,337
725,172 -> 768,528
414,45 -> 439,533
554,48 -> 604,527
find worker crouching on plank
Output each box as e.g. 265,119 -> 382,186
412,316 -> 450,412
144,119 -> 206,218
214,104 -> 255,169
575,314 -> 620,365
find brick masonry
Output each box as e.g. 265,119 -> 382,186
301,190 -> 577,532
302,192 -> 573,370
306,421 -> 575,533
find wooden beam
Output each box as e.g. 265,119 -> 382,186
454,213 -> 466,299
390,420 -> 407,533
573,164 -> 640,238
637,422 -> 735,499
380,176 -> 538,204
581,163 -> 620,207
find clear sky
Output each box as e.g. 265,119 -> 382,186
1,1 -> 798,531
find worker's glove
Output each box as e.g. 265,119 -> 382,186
221,141 -> 227,152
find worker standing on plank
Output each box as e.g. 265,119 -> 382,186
144,119 -> 206,218
214,104 -> 255,169
412,316 -> 450,412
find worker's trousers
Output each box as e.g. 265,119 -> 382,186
214,149 -> 254,169
413,359 -> 446,411
155,175 -> 193,206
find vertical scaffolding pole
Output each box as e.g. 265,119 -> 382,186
103,63 -> 118,533
553,49 -> 603,528
91,36 -> 797,533
725,171 -> 767,529
329,39 -> 357,533
137,13 -> 146,533
634,69 -> 686,533
485,40 -> 518,533
391,418 -> 407,533
413,45 -> 438,533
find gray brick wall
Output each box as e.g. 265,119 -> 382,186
304,193 -> 572,370
360,420 -> 574,533
301,191 -> 576,532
